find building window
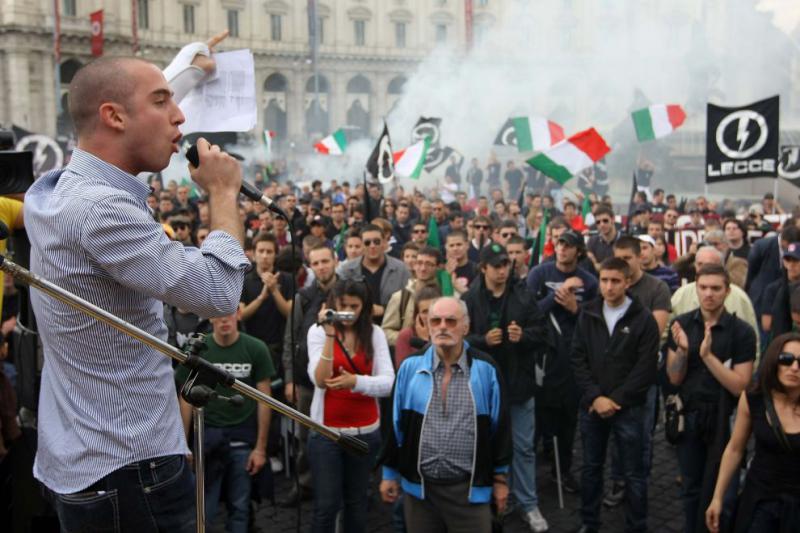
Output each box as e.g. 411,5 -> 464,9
63,0 -> 76,17
228,9 -> 239,37
354,20 -> 365,46
435,24 -> 447,43
270,14 -> 282,41
318,17 -> 324,45
183,5 -> 195,34
395,22 -> 406,48
137,0 -> 149,29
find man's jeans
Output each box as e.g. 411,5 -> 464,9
308,429 -> 381,533
580,405 -> 648,533
611,384 -> 658,482
510,397 -> 539,512
51,454 -> 195,533
205,445 -> 252,533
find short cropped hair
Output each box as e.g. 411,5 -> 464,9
600,257 -> 631,278
695,263 -> 730,286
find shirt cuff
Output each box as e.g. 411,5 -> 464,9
382,466 -> 400,481
201,230 -> 250,271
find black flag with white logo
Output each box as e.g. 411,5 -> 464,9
367,122 -> 394,184
494,118 -> 517,147
706,95 -> 779,183
411,117 -> 442,147
779,145 -> 800,185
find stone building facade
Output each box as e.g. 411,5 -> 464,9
0,0 -> 502,146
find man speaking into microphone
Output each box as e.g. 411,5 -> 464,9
23,35 -> 249,532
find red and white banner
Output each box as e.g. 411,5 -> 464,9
90,10 -> 104,57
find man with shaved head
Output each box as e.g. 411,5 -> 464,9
380,297 -> 511,532
24,33 -> 250,531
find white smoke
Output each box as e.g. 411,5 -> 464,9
385,0 -> 800,197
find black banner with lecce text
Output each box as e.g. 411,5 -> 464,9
706,95 -> 779,183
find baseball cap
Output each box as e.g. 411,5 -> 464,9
636,234 -> 656,247
480,242 -> 510,266
785,242 -> 800,260
310,215 -> 325,227
557,230 -> 585,249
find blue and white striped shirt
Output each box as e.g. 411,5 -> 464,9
25,149 -> 250,493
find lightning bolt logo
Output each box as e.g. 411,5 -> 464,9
736,117 -> 750,151
789,147 -> 800,167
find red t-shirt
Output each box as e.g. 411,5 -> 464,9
322,337 -> 378,428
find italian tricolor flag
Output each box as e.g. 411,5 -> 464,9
631,104 -> 686,142
513,116 -> 565,152
526,128 -> 611,185
314,129 -> 347,155
393,137 -> 431,179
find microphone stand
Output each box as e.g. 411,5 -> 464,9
0,255 -> 370,532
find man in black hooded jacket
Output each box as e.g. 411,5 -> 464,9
570,257 -> 658,533
462,242 -> 551,532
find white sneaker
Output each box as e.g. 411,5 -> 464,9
522,507 -> 549,533
269,456 -> 283,473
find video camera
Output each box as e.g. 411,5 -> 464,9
0,127 -> 35,195
321,309 -> 356,324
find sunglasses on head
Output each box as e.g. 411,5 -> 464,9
363,238 -> 382,247
778,352 -> 800,367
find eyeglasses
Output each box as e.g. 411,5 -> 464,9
429,316 -> 459,327
363,238 -> 382,247
777,352 -> 800,367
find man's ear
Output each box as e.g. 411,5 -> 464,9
98,102 -> 126,132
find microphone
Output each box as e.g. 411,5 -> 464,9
186,384 -> 246,407
185,144 -> 288,220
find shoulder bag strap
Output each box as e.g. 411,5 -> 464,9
763,389 -> 795,453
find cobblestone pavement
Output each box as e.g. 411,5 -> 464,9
235,421 -> 687,533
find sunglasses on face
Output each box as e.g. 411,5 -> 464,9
596,218 -> 611,224
413,229 -> 427,234
363,238 -> 382,247
500,232 -> 515,238
429,316 -> 459,327
778,352 -> 800,367
474,225 -> 489,230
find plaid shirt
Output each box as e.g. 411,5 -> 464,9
419,350 -> 475,481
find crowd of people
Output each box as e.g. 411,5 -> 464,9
1,34 -> 799,533
131,158 -> 800,533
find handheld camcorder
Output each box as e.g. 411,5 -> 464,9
321,309 -> 356,323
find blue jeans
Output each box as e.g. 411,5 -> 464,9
510,397 -> 539,512
205,445 -> 252,533
579,405 -> 647,532
52,454 -> 195,533
308,429 -> 381,533
676,411 -> 738,533
611,384 -> 658,482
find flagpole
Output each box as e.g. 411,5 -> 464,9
131,0 -> 140,54
53,0 -> 61,116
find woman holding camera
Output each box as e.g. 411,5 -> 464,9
306,279 -> 395,533
705,332 -> 800,533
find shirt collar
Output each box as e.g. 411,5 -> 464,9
67,148 -> 152,200
431,345 -> 470,373
690,307 -> 731,327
